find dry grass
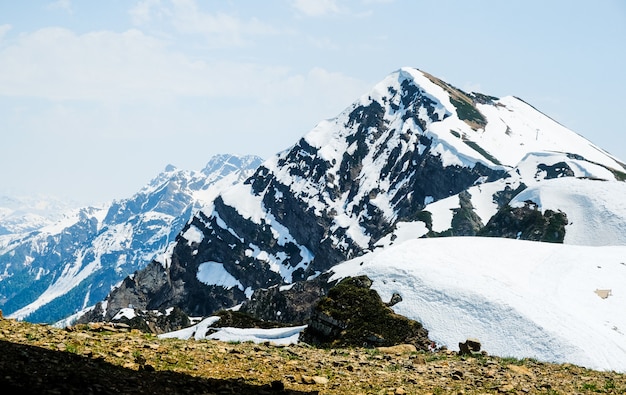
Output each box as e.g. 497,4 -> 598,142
1,316 -> 625,394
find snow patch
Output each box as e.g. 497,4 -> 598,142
196,261 -> 243,291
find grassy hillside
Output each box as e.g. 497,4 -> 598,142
0,314 -> 624,394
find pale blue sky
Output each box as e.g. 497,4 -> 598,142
1,0 -> 625,204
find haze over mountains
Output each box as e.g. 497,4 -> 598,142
2,67 -> 625,371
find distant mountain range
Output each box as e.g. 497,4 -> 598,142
0,154 -> 262,323
0,194 -> 83,235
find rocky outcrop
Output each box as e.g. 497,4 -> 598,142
458,338 -> 482,356
426,190 -> 485,237
478,202 -> 568,243
239,272 -> 335,324
300,276 -> 431,350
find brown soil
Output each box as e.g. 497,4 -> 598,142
1,316 -> 625,394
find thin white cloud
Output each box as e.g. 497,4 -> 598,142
0,27 -> 184,101
129,0 -> 166,25
47,0 -> 72,13
307,35 -> 340,50
292,0 -> 340,17
0,25 -> 367,107
130,0 -> 278,48
0,24 -> 12,41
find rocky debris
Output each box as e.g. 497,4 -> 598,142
299,276 -> 431,350
458,338 -> 482,356
107,306 -> 192,334
386,292 -> 403,307
377,344 -> 418,355
1,316 -> 625,394
66,321 -> 133,333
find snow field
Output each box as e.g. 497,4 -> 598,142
330,237 -> 626,372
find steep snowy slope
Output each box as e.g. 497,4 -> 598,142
91,67 -> 625,323
330,237 -> 626,372
0,155 -> 261,323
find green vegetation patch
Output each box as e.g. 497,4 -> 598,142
301,276 -> 431,349
422,71 -> 487,130
463,140 -> 502,165
479,203 -> 568,243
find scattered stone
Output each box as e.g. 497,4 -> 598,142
312,376 -> 329,385
508,364 -> 535,378
458,338 -> 481,356
386,293 -> 403,307
300,375 -> 328,385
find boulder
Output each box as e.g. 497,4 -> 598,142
300,276 -> 431,350
458,338 -> 482,356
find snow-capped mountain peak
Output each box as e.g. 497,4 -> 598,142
92,67 -> 625,327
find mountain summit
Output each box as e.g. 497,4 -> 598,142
86,67 -> 625,329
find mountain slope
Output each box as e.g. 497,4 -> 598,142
89,67 -> 626,325
0,155 -> 262,323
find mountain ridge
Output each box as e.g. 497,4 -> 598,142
0,154 -> 262,323
83,67 -> 625,328
8,66 -> 625,371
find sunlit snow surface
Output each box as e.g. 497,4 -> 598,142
158,316 -> 306,345
510,178 -> 626,245
196,261 -> 244,291
331,237 -> 626,372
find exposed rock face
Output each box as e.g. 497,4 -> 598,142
239,272 -> 335,324
111,307 -> 191,335
479,202 -> 568,243
427,190 -> 484,237
300,276 -> 431,350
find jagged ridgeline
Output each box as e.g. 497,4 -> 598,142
83,66 -> 626,324
0,155 -> 263,323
